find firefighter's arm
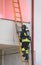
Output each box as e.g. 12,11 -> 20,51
27,30 -> 30,36
27,30 -> 31,40
17,30 -> 21,34
19,38 -> 22,42
19,32 -> 22,42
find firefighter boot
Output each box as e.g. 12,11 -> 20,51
22,51 -> 26,57
25,54 -> 29,60
25,50 -> 29,60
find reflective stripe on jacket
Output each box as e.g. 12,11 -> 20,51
22,38 -> 31,42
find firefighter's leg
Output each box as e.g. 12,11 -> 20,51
22,42 -> 26,57
24,43 -> 29,60
25,50 -> 29,60
22,42 -> 27,57
26,43 -> 29,50
22,47 -> 26,57
21,42 -> 24,48
25,54 -> 29,60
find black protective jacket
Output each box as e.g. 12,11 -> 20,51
20,30 -> 31,42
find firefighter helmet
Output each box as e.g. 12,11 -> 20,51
22,25 -> 26,30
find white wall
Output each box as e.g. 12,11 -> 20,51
4,48 -> 21,65
0,19 -> 31,49
2,47 -> 32,65
34,0 -> 41,65
0,19 -> 18,45
1,21 -> 32,65
0,50 -> 2,65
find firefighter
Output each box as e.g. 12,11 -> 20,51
20,25 -> 31,60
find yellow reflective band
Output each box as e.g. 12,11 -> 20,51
24,33 -> 26,36
22,48 -> 25,51
22,38 -> 31,42
26,50 -> 29,54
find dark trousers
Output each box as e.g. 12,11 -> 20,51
22,42 -> 29,60
22,42 -> 29,50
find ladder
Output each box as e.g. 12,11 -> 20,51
12,0 -> 30,65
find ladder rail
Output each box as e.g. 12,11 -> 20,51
17,0 -> 23,24
12,0 -> 24,65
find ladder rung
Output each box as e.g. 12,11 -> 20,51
14,7 -> 19,8
16,12 -> 20,13
16,17 -> 21,18
22,61 -> 27,62
13,2 -> 18,3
